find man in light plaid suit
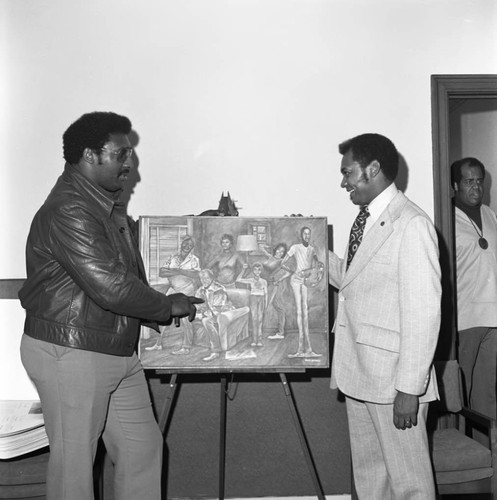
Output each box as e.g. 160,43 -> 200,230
328,133 -> 441,499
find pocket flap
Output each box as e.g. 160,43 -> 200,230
356,324 -> 400,353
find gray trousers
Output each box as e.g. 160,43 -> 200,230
20,334 -> 163,500
458,326 -> 497,443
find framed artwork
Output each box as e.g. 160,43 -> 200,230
138,216 -> 329,373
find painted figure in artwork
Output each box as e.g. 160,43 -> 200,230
194,269 -> 250,362
260,243 -> 293,340
206,233 -> 245,288
146,236 -> 200,352
282,226 -> 322,358
236,262 -> 268,346
158,236 -> 200,296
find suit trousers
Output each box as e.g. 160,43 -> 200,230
20,334 -> 163,500
346,396 -> 435,500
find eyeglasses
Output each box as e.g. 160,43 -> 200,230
100,146 -> 133,163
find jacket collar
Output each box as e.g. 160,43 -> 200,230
63,162 -> 123,217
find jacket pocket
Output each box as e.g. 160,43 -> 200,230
370,253 -> 391,264
84,297 -> 117,331
356,323 -> 400,353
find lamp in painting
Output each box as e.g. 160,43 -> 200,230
236,234 -> 259,264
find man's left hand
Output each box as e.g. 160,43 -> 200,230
393,391 -> 419,430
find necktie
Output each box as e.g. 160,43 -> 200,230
347,206 -> 370,268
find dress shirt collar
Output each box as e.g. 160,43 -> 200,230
363,182 -> 398,235
366,182 -> 398,224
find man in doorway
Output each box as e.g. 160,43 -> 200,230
328,133 -> 441,499
451,157 -> 497,434
19,111 -> 202,500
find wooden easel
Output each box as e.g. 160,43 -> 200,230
156,371 -> 325,500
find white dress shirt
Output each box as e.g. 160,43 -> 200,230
363,182 -> 398,237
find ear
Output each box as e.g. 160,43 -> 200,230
366,160 -> 381,178
83,148 -> 96,164
453,182 -> 459,192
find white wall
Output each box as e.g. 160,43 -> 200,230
1,0 -> 497,396
2,0 -> 497,275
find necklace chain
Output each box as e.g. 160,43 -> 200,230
468,216 -> 483,238
467,215 -> 488,249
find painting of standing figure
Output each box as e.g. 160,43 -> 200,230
138,216 -> 329,372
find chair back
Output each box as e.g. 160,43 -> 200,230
226,287 -> 250,308
433,360 -> 463,413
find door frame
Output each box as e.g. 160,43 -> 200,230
431,74 -> 497,359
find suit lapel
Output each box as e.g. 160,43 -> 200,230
341,191 -> 408,288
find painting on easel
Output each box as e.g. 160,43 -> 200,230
138,216 -> 329,372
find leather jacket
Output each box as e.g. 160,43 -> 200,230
19,163 -> 171,356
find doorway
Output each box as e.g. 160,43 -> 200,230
431,74 -> 497,359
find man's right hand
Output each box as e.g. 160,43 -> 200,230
168,293 -> 204,322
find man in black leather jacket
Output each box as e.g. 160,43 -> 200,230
19,111 -> 202,500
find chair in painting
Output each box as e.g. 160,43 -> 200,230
193,287 -> 250,351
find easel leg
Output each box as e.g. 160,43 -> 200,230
219,374 -> 228,500
280,373 -> 325,500
158,373 -> 178,433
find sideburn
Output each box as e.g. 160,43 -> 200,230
359,168 -> 370,184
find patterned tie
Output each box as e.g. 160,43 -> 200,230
347,206 -> 370,269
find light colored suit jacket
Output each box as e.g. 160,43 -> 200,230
329,191 -> 441,404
